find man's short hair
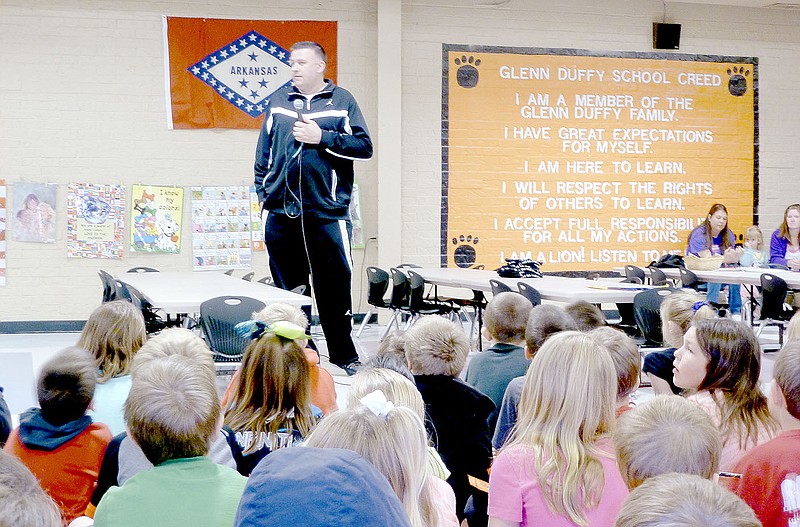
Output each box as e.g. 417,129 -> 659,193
484,292 -> 533,343
525,304 -> 578,355
290,41 -> 327,62
565,300 -> 606,332
404,317 -> 469,376
37,347 -> 96,426
131,327 -> 215,378
774,340 -> 800,420
614,473 -> 761,527
124,355 -> 220,466
614,396 -> 721,489
0,451 -> 62,527
589,327 -> 641,400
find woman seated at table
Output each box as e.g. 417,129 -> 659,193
769,203 -> 800,271
687,203 -> 743,318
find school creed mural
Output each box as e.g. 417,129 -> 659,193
163,17 -> 337,129
442,45 -> 757,271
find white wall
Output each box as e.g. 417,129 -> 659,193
1,0 -> 798,322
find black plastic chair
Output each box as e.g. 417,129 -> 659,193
633,288 -> 680,346
489,279 -> 513,296
257,276 -> 273,285
517,282 -> 542,306
224,269 -> 235,276
117,281 -> 170,334
647,266 -> 668,287
756,273 -> 795,346
127,266 -> 159,273
380,268 -> 412,340
199,296 -> 267,362
406,270 -> 457,326
241,272 -> 255,282
98,270 -> 119,303
356,266 -> 391,338
624,265 -> 646,285
678,268 -> 703,290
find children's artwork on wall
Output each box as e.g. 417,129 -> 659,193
130,185 -> 184,253
250,186 -> 264,252
67,183 -> 125,259
11,182 -> 57,243
191,186 -> 252,271
0,180 -> 6,286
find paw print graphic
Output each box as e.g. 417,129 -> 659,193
455,55 -> 481,89
452,234 -> 479,268
727,66 -> 749,97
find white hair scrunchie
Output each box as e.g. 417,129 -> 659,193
359,390 -> 395,418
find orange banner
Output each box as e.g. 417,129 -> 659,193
165,17 -> 337,129
443,46 -> 757,271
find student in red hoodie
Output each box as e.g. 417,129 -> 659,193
4,347 -> 111,524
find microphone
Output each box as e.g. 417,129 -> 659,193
293,98 -> 304,120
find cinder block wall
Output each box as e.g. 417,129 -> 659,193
1,0 -> 798,323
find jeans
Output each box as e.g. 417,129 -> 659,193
707,282 -> 742,315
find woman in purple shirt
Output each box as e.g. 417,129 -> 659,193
769,204 -> 800,271
686,204 -> 743,317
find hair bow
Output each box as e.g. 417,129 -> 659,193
692,301 -> 707,312
359,390 -> 395,418
234,319 -> 310,341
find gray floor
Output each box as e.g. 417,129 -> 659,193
0,319 -> 782,420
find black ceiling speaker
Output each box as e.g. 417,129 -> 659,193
653,23 -> 681,50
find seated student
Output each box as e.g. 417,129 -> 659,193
488,332 -> 629,527
235,447 -> 412,527
614,473 -> 761,527
787,310 -> 800,343
86,329 -> 236,517
220,303 -> 337,416
673,318 -> 777,470
0,386 -> 11,446
92,355 -> 247,527
588,326 -> 641,417
78,300 -> 147,435
4,347 -> 112,524
642,292 -> 716,395
739,225 -> 769,268
492,304 -> 577,449
306,390 -> 459,527
565,300 -> 606,332
0,450 -> 62,527
769,203 -> 800,270
224,318 -> 320,476
406,317 -> 494,525
377,330 -> 409,364
348,367 -> 450,481
729,340 -> 800,527
464,292 -> 533,430
614,396 -> 722,489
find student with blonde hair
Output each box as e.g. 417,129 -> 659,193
465,292 -> 533,430
673,318 -> 777,470
85,329 -> 235,517
493,304 -> 577,449
488,332 -> 628,527
614,396 -> 721,489
93,355 -> 247,526
78,300 -> 147,435
729,340 -> 800,527
0,450 -> 61,527
614,473 -> 761,527
348,367 -> 450,481
224,319 -> 319,475
787,310 -> 800,343
220,303 -> 337,415
740,225 -> 769,267
642,291 -> 716,395
306,390 -> 458,527
406,317 -> 494,524
588,327 -> 640,417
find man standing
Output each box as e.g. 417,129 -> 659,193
254,41 -> 371,375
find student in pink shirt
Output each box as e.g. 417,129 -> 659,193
488,331 -> 628,527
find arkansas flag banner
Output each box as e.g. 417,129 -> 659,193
163,17 -> 337,129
